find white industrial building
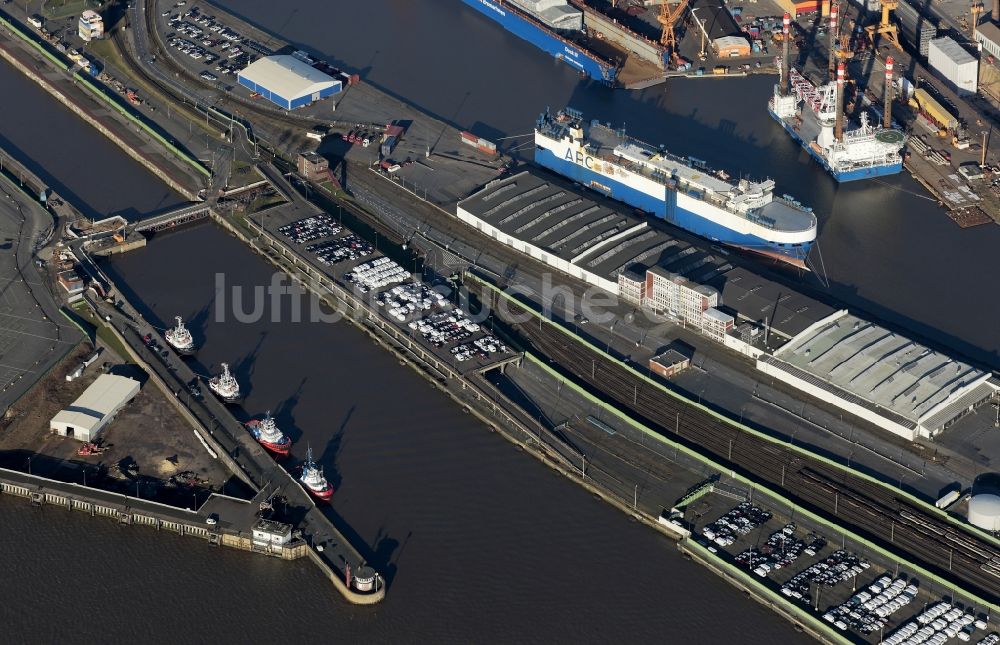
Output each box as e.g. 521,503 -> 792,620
251,519 -> 293,550
975,22 -> 1000,60
458,170 -> 997,442
237,55 -> 342,110
50,374 -> 140,442
757,312 -> 997,441
928,37 -> 978,95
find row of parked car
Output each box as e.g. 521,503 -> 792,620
375,282 -> 447,322
824,575 -> 916,635
306,234 -> 374,267
734,524 -> 825,578
884,602 -> 990,644
780,549 -> 871,604
408,310 -> 481,348
345,258 -> 409,293
279,213 -> 342,244
700,502 -> 772,548
450,335 -> 507,362
165,9 -> 258,80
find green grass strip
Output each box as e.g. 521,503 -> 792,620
72,73 -> 211,178
0,14 -> 69,70
1,13 -> 209,178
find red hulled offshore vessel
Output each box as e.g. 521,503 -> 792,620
245,411 -> 292,457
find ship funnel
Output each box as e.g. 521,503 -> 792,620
835,61 -> 845,142
884,56 -> 894,129
828,2 -> 839,81
781,13 -> 791,96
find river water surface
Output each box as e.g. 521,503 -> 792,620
8,222 -> 807,644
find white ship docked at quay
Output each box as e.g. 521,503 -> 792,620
533,107 -> 817,268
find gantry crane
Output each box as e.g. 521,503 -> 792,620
865,0 -> 902,52
658,0 -> 690,58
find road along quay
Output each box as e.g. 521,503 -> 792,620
0,10 -> 208,198
468,274 -> 1000,610
509,336 -> 1000,644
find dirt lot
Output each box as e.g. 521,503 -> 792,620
0,339 -> 235,501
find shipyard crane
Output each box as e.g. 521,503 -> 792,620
658,0 -> 690,58
971,0 -> 984,39
865,0 -> 902,52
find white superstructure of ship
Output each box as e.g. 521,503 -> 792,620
300,446 -> 333,500
164,316 -> 195,354
208,362 -> 240,403
534,107 -> 817,267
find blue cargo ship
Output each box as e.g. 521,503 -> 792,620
460,0 -> 618,84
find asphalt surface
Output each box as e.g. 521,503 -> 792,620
0,179 -> 81,414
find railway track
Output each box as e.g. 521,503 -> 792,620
485,289 -> 1000,603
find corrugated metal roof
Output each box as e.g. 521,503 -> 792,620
51,374 -> 139,432
929,37 -> 977,66
977,22 -> 1000,48
238,56 -> 338,101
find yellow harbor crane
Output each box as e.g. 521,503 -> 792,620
865,0 -> 902,52
971,0 -> 984,39
658,0 -> 690,57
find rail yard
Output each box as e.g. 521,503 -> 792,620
476,282 -> 1000,606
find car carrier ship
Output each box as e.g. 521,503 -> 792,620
533,107 -> 817,267
460,0 -> 619,84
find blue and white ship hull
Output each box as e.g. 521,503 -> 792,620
533,110 -> 817,268
460,0 -> 618,84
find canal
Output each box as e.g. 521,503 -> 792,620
0,61 -> 184,220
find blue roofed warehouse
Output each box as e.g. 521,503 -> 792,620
237,55 -> 342,110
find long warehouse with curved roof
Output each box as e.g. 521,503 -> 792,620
757,312 -> 997,441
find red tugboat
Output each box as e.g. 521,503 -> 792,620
245,411 -> 292,457
299,446 -> 333,501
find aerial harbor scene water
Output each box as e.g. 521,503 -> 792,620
3,0 -> 1000,643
